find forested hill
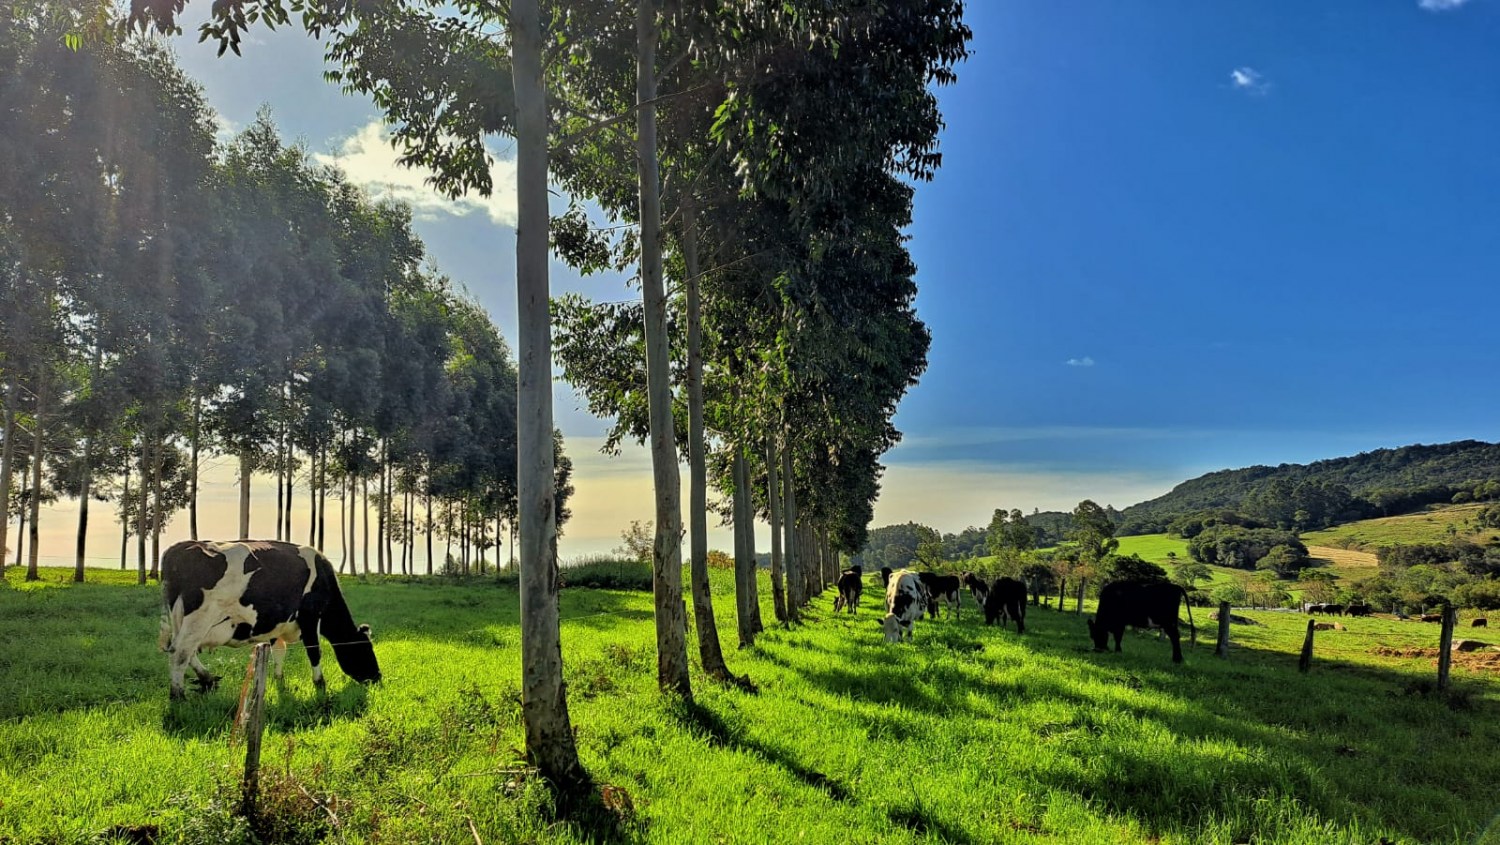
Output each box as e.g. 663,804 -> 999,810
1118,440 -> 1500,534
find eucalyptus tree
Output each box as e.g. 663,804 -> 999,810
128,0 -> 588,789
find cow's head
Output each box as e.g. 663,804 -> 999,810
1086,616 -> 1108,652
881,614 -> 902,643
331,623 -> 382,684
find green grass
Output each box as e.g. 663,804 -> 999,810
1301,503 -> 1500,550
2,566 -> 1498,844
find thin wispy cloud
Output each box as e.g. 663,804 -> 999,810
315,121 -> 519,227
1230,67 -> 1270,95
1065,356 -> 1095,367
1419,0 -> 1471,10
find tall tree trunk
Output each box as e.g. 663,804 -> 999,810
782,441 -> 801,613
284,438 -> 294,546
239,449 -> 251,539
25,371 -> 44,582
318,447 -> 327,550
361,475 -> 370,575
75,431 -> 93,583
425,482 -> 434,576
444,498 -> 453,572
150,433 -> 164,579
637,0 -> 691,698
683,200 -> 730,678
136,435 -> 148,585
274,430 -> 284,542
384,453 -> 393,571
189,393 -> 200,541
339,466 -> 348,572
512,0 -> 585,792
309,447 -> 318,547
732,447 -> 755,647
377,441 -> 386,575
765,440 -> 788,622
119,462 -> 130,569
0,378 -> 18,574
14,461 -> 26,568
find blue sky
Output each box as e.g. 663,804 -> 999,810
46,0 -> 1492,559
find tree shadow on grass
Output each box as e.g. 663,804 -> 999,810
667,698 -> 854,804
788,601 -> 1499,843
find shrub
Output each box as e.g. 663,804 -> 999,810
559,557 -> 653,591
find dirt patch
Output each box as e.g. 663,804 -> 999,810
1371,646 -> 1500,672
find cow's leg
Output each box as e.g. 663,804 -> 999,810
187,653 -> 218,691
271,638 -> 289,680
169,649 -> 191,700
301,619 -> 326,692
1113,630 -> 1123,652
1168,627 -> 1183,663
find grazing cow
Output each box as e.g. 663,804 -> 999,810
882,569 -> 926,643
1322,604 -> 1345,617
1088,579 -> 1195,663
961,571 -> 989,608
1474,618 -> 1488,628
1419,613 -> 1444,623
983,577 -> 1027,633
160,540 -> 381,700
879,567 -> 893,588
1344,604 -> 1372,617
918,571 -> 962,620
1306,603 -> 1326,615
833,567 -> 864,614
1313,622 -> 1339,631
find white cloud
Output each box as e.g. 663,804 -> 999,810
1065,356 -> 1095,367
314,121 -> 519,227
1230,67 -> 1270,95
1419,0 -> 1470,9
212,112 -> 239,143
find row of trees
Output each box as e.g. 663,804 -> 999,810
1,13 -> 568,585
126,0 -> 971,793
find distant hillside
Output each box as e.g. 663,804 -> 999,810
1119,440 -> 1500,534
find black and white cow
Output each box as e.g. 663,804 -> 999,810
918,571 -> 962,620
1088,579 -> 1195,663
833,566 -> 864,614
961,571 -> 989,608
983,577 -> 1027,633
882,569 -> 927,643
160,539 -> 381,699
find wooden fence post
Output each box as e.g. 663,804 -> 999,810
1216,601 -> 1231,658
237,642 -> 272,818
1076,579 -> 1086,614
1437,606 -> 1457,691
1298,619 -> 1315,673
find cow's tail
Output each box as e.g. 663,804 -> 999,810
1181,585 -> 1197,646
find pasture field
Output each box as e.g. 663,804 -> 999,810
2,566 -> 1498,845
1302,503 -> 1500,550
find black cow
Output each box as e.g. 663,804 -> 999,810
1088,579 -> 1195,663
160,540 -> 381,699
1344,604 -> 1373,617
961,571 -> 989,608
1323,604 -> 1345,617
1474,618 -> 1489,628
833,566 -> 864,614
983,577 -> 1027,633
918,571 -> 962,620
1305,603 -> 1327,615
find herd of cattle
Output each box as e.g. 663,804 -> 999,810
834,564 -> 1196,663
159,538 -> 1484,698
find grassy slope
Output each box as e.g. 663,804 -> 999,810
2,567 -> 1497,844
1301,503 -> 1500,550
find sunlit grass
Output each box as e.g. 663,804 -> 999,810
1,567 -> 1496,844
1302,503 -> 1500,550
